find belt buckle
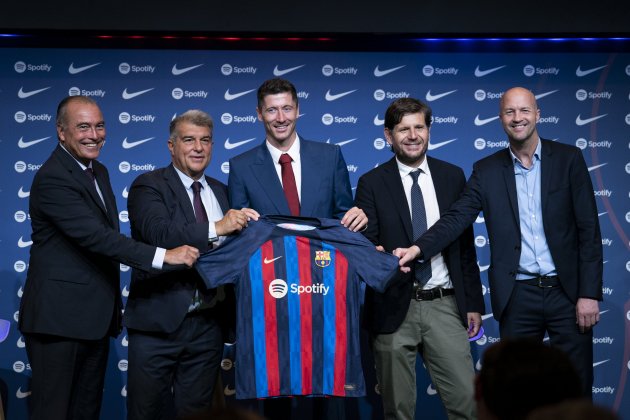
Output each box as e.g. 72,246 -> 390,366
537,276 -> 555,288
414,288 -> 424,301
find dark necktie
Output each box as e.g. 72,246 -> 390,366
191,181 -> 209,223
279,153 -> 300,216
84,167 -> 96,182
410,170 -> 432,285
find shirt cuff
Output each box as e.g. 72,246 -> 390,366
209,222 -> 219,243
152,247 -> 166,269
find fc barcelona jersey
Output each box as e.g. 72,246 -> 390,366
195,215 -> 399,399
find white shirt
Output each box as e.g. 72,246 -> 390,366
266,134 -> 302,202
396,157 -> 453,290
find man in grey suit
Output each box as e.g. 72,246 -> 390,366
355,98 -> 483,420
396,87 -> 603,397
19,96 -> 199,420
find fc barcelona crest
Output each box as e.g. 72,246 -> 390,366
315,250 -> 331,268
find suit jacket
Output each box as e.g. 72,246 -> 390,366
228,137 -> 353,218
124,164 -> 231,334
355,156 -> 484,334
19,145 -> 156,340
417,139 -> 603,322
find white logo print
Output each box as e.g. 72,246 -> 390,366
481,313 -> 494,321
273,64 -> 305,76
172,63 -> 204,75
474,115 -> 499,126
534,90 -> 558,100
18,136 -> 50,148
575,114 -> 607,126
269,279 -> 289,298
427,138 -> 457,150
122,137 -> 155,149
17,336 -> 26,348
122,285 -> 130,297
68,62 -> 101,74
122,88 -> 154,100
264,256 -> 283,264
224,88 -> 255,101
427,384 -> 437,396
18,187 -> 30,198
477,261 -> 490,272
18,86 -> 51,99
474,65 -> 506,77
425,89 -> 457,102
18,237 -> 33,248
373,65 -> 405,77
334,138 -> 357,146
592,360 -> 609,368
587,163 -> 607,172
224,137 -> 257,150
576,65 -> 607,77
325,89 -> 357,101
16,387 -> 32,399
373,115 -> 385,125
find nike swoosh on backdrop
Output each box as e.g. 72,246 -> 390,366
373,65 -> 405,77
264,256 -> 283,264
18,237 -> 33,247
592,360 -> 609,367
427,138 -> 457,150
373,115 -> 385,125
325,89 -> 357,101
477,263 -> 490,272
122,137 -> 155,149
18,136 -> 50,148
474,115 -> 499,126
172,64 -> 204,75
587,163 -> 607,172
18,187 -> 30,198
16,388 -> 32,399
534,90 -> 558,100
474,65 -> 506,77
326,138 -> 357,146
481,313 -> 494,321
224,137 -> 257,150
575,114 -> 607,126
273,64 -> 305,76
425,89 -> 457,102
68,62 -> 101,74
224,88 -> 256,101
575,65 -> 607,77
18,86 -> 51,98
122,88 -> 154,99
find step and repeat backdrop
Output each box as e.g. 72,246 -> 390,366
0,46 -> 629,419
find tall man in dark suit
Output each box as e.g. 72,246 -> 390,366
227,78 -> 366,419
19,96 -> 200,420
125,110 -> 259,419
396,87 -> 603,397
355,98 -> 483,420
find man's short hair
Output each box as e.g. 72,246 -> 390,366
169,110 -> 213,140
384,98 -> 432,130
56,95 -> 99,126
257,78 -> 298,109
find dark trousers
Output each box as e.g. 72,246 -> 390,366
126,311 -> 223,420
500,281 -> 594,397
25,333 -> 109,420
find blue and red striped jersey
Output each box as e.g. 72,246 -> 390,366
195,216 -> 399,399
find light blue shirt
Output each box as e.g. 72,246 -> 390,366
510,140 -> 557,279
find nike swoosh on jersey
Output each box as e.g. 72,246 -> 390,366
534,90 -> 558,100
587,163 -> 607,172
224,88 -> 256,101
264,256 -> 283,264
575,114 -> 607,126
18,86 -> 51,98
18,136 -> 50,148
575,65 -> 607,77
425,89 -> 457,102
18,187 -> 30,198
172,63 -> 204,75
373,115 -> 385,125
273,64 -> 305,76
122,87 -> 154,99
474,115 -> 499,126
474,65 -> 506,77
373,65 -> 405,77
18,237 -> 33,247
224,137 -> 257,150
427,138 -> 456,150
122,137 -> 155,149
68,62 -> 101,74
325,89 -> 357,101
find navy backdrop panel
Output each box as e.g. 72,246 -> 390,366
0,47 -> 628,419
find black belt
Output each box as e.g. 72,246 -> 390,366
412,287 -> 455,301
519,275 -> 559,288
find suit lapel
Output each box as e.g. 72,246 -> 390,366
426,157 -> 449,216
299,140 -> 319,216
92,162 -> 118,229
253,143 -> 290,215
381,158 -> 414,243
501,149 -> 520,226
165,164 -> 197,224
539,139 -> 553,214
